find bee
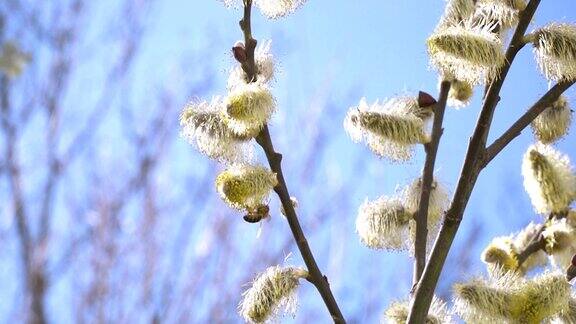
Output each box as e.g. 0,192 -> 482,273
243,204 -> 270,223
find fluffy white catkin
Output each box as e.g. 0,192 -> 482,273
228,40 -> 276,89
531,23 -> 576,82
225,82 -> 276,138
216,164 -> 278,210
454,270 -> 570,323
427,24 -> 505,85
530,95 -> 572,144
219,0 -> 307,19
402,178 -> 450,251
180,97 -> 253,163
344,97 -> 430,162
239,266 -> 308,323
355,196 -> 412,251
522,144 -> 576,215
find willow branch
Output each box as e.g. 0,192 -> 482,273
238,2 -> 345,322
407,1 -> 541,322
482,80 -> 576,167
413,82 -> 451,287
517,224 -> 546,266
516,212 -> 568,267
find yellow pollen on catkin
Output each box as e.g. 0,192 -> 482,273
481,237 -> 520,273
510,273 -> 570,323
454,270 -> 570,323
215,164 -> 277,210
427,25 -> 505,85
238,265 -> 307,323
180,97 -> 253,163
522,144 -> 576,215
355,196 -> 412,251
344,97 -> 431,162
531,95 -> 572,144
445,78 -> 474,108
531,23 -> 576,82
357,112 -> 429,145
224,83 -> 275,138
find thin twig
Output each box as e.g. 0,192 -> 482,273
412,81 -> 451,287
516,212 -> 567,267
255,128 -> 345,323
482,80 -> 576,167
407,1 -> 543,322
238,1 -> 345,322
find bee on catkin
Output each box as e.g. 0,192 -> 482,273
215,164 -> 278,210
441,77 -> 474,108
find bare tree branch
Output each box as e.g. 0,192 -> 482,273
413,82 -> 451,287
237,1 -> 345,322
407,1 -> 547,322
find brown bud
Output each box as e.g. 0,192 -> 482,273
232,41 -> 247,63
566,254 -> 576,281
418,91 -> 437,108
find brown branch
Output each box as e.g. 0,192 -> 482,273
516,224 -> 546,266
1,75 -> 47,324
516,212 -> 566,267
413,82 -> 451,286
479,80 -> 575,268
238,1 -> 345,322
407,1 -> 541,322
482,80 -> 576,167
255,127 -> 345,323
